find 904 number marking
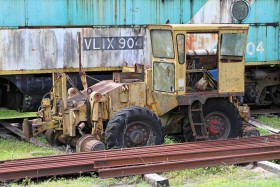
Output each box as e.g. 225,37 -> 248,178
83,37 -> 144,51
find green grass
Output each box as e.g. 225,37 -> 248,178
190,177 -> 280,187
163,165 -> 280,187
0,138 -> 62,160
0,109 -> 36,119
257,128 -> 271,136
254,115 -> 280,136
163,136 -> 178,144
257,115 -> 280,129
35,135 -> 49,144
6,175 -> 149,187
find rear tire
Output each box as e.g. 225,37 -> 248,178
203,99 -> 242,140
105,106 -> 163,149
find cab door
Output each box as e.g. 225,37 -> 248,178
149,25 -> 186,95
149,26 -> 177,93
218,30 -> 248,94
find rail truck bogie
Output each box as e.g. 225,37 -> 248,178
23,24 -> 249,151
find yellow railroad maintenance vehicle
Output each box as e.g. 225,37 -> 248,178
23,24 -> 249,152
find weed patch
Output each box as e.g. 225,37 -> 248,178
0,109 -> 36,119
164,136 -> 178,144
257,128 -> 271,136
0,138 -> 62,160
257,115 -> 280,129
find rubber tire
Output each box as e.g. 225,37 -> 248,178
105,106 -> 163,149
203,99 -> 242,139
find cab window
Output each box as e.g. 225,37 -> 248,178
176,34 -> 185,64
220,33 -> 246,61
151,30 -> 174,58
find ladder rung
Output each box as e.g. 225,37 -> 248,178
188,101 -> 209,141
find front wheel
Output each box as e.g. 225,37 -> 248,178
203,99 -> 242,140
105,106 -> 164,149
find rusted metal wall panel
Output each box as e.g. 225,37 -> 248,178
0,27 -> 151,71
0,0 -> 278,67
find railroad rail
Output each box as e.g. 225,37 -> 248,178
1,135 -> 280,181
251,108 -> 280,115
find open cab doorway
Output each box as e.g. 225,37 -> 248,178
184,28 -> 247,96
184,32 -> 219,93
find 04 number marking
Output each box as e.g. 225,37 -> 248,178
246,41 -> 264,55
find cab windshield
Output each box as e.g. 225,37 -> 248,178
150,30 -> 174,58
221,33 -> 245,57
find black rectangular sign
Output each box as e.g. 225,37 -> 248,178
83,36 -> 144,51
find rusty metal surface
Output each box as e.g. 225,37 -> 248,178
98,150 -> 280,178
251,108 -> 280,115
176,92 -> 244,105
113,72 -> 144,83
67,80 -> 123,101
1,134 -> 279,168
86,80 -> 123,96
1,135 -> 280,181
94,142 -> 280,169
76,135 -> 105,152
0,27 -> 151,73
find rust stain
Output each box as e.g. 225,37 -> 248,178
186,33 -> 218,50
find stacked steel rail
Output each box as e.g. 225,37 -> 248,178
1,135 -> 280,181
